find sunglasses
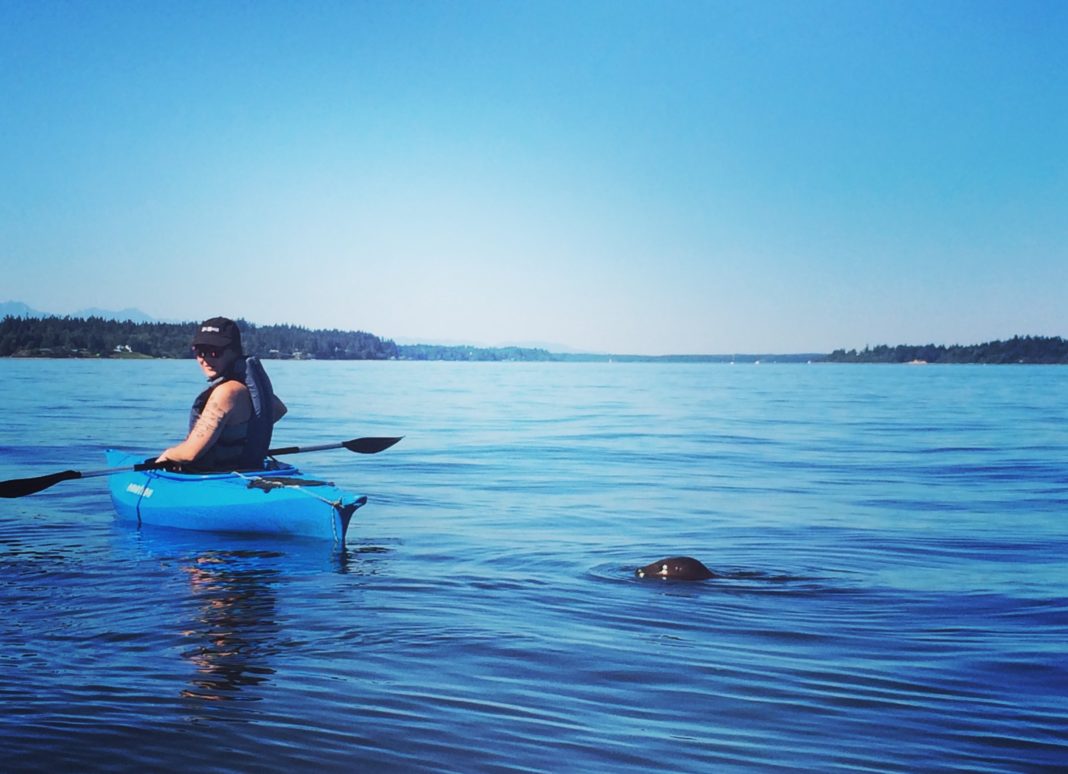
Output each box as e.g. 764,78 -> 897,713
193,347 -> 225,359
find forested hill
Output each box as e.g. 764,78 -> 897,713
0,316 -> 398,360
0,316 -> 563,361
824,336 -> 1068,364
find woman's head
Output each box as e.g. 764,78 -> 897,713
192,317 -> 242,378
192,317 -> 242,354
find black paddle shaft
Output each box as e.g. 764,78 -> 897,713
0,436 -> 402,498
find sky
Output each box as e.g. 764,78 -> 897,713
2,0 -> 1065,355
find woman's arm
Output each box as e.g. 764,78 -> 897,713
157,382 -> 247,464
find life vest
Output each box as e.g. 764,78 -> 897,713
188,356 -> 276,470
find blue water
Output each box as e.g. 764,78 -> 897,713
1,360 -> 1066,772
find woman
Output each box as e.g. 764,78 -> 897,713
157,317 -> 287,470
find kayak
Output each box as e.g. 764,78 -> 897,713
105,450 -> 366,543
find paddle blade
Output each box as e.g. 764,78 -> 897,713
341,437 -> 403,454
0,470 -> 83,498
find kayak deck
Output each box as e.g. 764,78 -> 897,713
105,450 -> 366,543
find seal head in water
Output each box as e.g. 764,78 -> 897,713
636,556 -> 715,581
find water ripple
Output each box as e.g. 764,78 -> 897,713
2,361 -> 1067,771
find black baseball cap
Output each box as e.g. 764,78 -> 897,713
192,317 -> 242,351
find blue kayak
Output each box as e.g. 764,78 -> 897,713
105,450 -> 366,543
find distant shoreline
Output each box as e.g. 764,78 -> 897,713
3,355 -> 1065,365
1,315 -> 1065,364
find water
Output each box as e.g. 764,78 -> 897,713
1,360 -> 1067,772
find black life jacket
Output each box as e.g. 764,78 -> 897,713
188,356 -> 276,470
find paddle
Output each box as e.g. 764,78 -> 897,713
267,437 -> 402,456
0,436 -> 403,499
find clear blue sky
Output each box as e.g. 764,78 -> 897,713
2,0 -> 1065,354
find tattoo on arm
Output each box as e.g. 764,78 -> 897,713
191,404 -> 227,443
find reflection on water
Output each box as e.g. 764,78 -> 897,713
179,550 -> 283,702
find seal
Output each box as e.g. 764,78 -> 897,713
635,556 -> 715,581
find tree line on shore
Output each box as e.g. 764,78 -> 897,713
824,336 -> 1068,364
1,315 -> 1065,363
0,315 -> 398,360
0,315 -> 559,361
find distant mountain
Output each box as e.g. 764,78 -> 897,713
393,336 -> 596,355
73,306 -> 157,323
0,301 -> 44,318
497,340 -> 597,355
392,335 -> 487,347
1,300 -> 157,323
